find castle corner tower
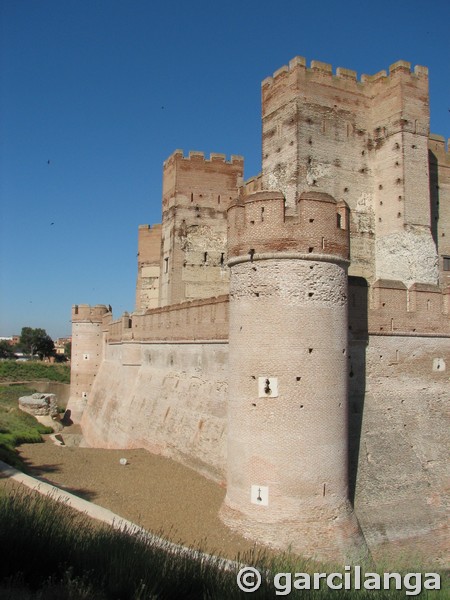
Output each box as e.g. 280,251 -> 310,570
220,189 -> 368,562
67,304 -> 111,423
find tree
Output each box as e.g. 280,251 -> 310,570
0,340 -> 15,359
19,327 -> 55,359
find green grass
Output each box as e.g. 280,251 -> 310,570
0,487 -> 446,599
0,360 -> 70,383
0,385 -> 53,468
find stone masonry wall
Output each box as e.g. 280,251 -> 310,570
78,328 -> 449,565
80,341 -> 229,482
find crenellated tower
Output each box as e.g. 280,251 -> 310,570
67,304 -> 111,423
159,150 -> 243,306
261,57 -> 438,286
221,190 -> 368,562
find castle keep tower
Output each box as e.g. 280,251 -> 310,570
261,57 -> 438,286
67,304 -> 111,423
221,190 -> 368,561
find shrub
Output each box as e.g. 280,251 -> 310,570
0,385 -> 52,468
0,361 -> 70,383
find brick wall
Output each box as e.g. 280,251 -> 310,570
108,295 -> 228,343
159,151 -> 243,306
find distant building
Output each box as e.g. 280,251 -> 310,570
0,336 -> 20,346
54,337 -> 71,355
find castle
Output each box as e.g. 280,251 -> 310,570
68,57 -> 449,565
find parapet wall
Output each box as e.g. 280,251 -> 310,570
348,279 -> 449,337
227,191 -> 349,262
369,281 -> 449,335
111,279 -> 449,347
108,295 -> 229,344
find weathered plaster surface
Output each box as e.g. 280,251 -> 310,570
79,333 -> 449,566
376,228 -> 439,284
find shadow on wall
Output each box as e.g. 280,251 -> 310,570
428,150 -> 439,246
347,277 -> 369,504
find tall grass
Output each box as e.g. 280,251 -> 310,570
0,487 -> 446,599
0,360 -> 70,383
0,385 -> 53,468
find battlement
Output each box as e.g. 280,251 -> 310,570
163,149 -> 244,168
227,190 -> 349,263
107,296 -> 229,343
367,281 -> 450,335
162,148 -> 243,215
261,56 -> 429,122
72,304 -> 111,322
262,55 -> 428,88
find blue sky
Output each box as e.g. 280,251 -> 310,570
1,0 -> 449,339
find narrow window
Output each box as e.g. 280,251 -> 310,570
261,206 -> 265,222
337,213 -> 342,228
190,193 -> 194,203
164,257 -> 169,273
220,253 -> 224,266
443,256 -> 450,271
203,252 -> 208,263
218,194 -> 221,205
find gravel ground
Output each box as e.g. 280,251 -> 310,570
3,429 -> 263,561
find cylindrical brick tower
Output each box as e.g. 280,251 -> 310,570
67,304 -> 110,423
220,190 -> 368,562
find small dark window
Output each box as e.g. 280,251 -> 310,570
164,257 -> 169,273
220,253 -> 224,266
337,213 -> 342,228
443,256 -> 450,271
203,252 -> 208,263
